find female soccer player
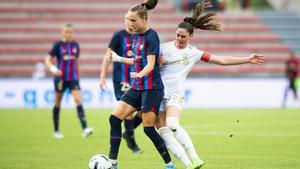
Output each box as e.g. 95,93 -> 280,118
156,2 -> 265,169
99,17 -> 143,153
282,51 -> 299,107
107,0 -> 176,168
45,23 -> 94,139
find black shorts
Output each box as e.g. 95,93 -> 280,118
113,81 -> 130,101
121,88 -> 164,115
54,79 -> 81,93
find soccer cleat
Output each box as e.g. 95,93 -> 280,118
122,131 -> 143,153
82,127 -> 94,138
111,162 -> 118,169
165,163 -> 176,169
192,159 -> 204,169
53,131 -> 64,139
132,146 -> 144,154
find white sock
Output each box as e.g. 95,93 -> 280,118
158,127 -> 193,168
174,125 -> 201,161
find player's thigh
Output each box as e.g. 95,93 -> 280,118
112,101 -> 137,120
142,111 -> 158,127
71,89 -> 82,105
54,92 -> 63,106
166,105 -> 181,119
141,89 -> 164,115
156,111 -> 167,128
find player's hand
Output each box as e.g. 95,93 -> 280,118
99,77 -> 107,90
158,56 -> 166,65
130,72 -> 143,78
53,70 -> 63,76
249,54 -> 265,64
50,65 -> 63,76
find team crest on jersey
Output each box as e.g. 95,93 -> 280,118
72,48 -> 77,54
127,50 -> 133,57
182,54 -> 190,65
63,55 -> 75,60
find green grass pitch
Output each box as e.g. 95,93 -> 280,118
0,108 -> 300,169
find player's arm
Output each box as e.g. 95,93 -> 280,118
99,48 -> 113,89
110,51 -> 134,65
44,55 -> 62,76
131,55 -> 155,78
208,54 -> 265,66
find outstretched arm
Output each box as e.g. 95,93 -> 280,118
208,54 -> 265,66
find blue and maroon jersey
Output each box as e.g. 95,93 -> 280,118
48,40 -> 80,81
109,29 -> 132,84
131,28 -> 164,90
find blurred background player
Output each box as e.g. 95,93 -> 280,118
45,23 -> 94,139
99,16 -> 143,153
156,2 -> 265,169
282,51 -> 300,107
107,0 -> 176,168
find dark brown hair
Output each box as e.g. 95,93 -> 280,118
130,0 -> 158,20
178,1 -> 223,35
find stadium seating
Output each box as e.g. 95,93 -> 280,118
0,0 -> 296,77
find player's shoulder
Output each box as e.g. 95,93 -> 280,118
188,44 -> 203,55
161,41 -> 174,49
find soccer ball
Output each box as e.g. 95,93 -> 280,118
88,154 -> 112,169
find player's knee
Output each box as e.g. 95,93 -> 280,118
166,117 -> 180,132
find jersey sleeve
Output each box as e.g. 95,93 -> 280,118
75,42 -> 80,58
48,42 -> 59,57
200,51 -> 211,62
145,31 -> 160,58
108,32 -> 120,52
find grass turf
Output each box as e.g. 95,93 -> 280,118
0,108 -> 300,169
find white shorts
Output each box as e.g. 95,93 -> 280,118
159,93 -> 184,112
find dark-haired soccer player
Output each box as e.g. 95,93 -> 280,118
45,23 -> 94,139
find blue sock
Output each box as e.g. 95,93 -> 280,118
144,126 -> 171,164
109,115 -> 122,160
124,119 -> 137,147
133,114 -> 142,129
76,105 -> 87,129
53,106 -> 60,131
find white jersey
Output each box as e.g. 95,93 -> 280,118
159,41 -> 210,98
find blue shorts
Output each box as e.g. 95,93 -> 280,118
121,89 -> 164,115
54,79 -> 80,93
113,81 -> 130,101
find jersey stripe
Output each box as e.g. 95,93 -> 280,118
60,44 -> 66,80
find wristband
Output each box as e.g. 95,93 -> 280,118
49,65 -> 58,73
111,52 -> 122,62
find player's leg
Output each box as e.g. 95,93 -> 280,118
291,79 -> 298,100
53,91 -> 63,139
114,82 -> 143,153
166,106 -> 204,168
109,89 -> 139,167
53,79 -> 64,139
71,81 -> 93,138
132,111 -> 142,129
141,89 -> 175,169
123,114 -> 143,153
165,93 -> 204,168
157,102 -> 193,169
